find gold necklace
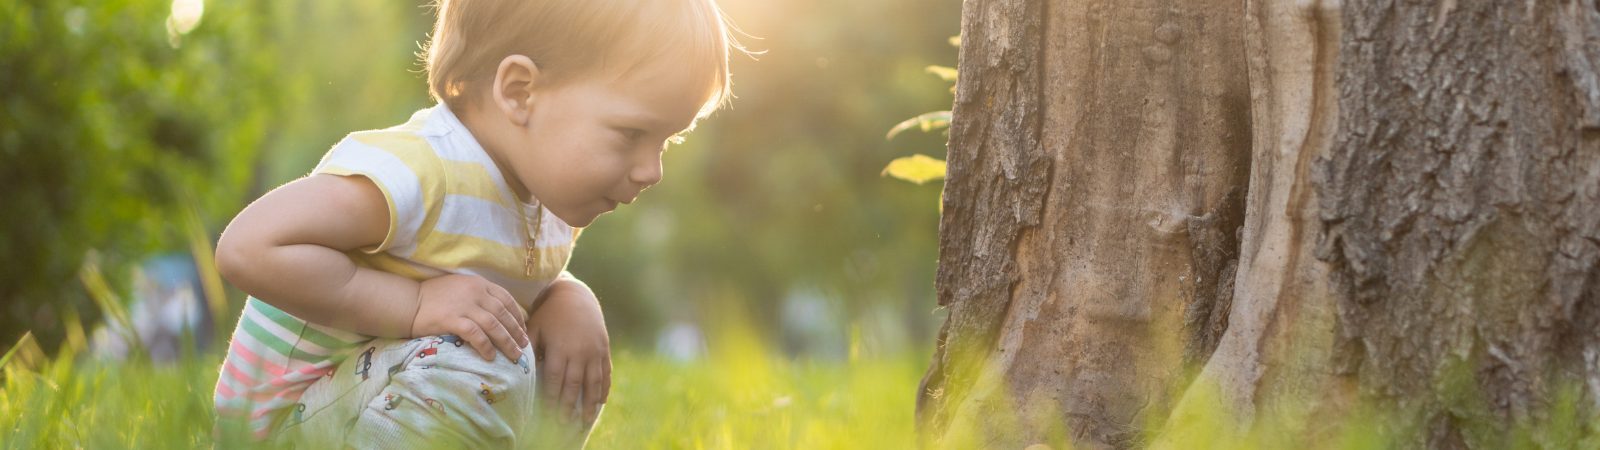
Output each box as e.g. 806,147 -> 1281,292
519,203 -> 544,278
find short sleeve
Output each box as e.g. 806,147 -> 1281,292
311,131 -> 444,255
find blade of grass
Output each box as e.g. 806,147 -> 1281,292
0,332 -> 33,371
58,303 -> 88,359
182,200 -> 232,343
79,250 -> 146,359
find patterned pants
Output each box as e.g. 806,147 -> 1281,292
275,335 -> 591,449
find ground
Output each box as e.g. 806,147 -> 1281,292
0,341 -> 924,449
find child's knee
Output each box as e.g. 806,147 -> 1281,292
393,337 -> 538,413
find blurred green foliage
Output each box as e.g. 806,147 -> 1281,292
0,0 -> 960,358
0,0 -> 430,354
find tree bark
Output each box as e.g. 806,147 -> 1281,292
923,0 -> 1600,448
1160,0 -> 1348,441
1315,1 -> 1600,446
917,0 -> 1252,447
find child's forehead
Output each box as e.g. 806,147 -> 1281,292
586,60 -> 717,125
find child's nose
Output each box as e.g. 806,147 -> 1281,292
629,153 -> 663,188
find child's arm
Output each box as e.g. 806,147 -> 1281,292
215,174 -> 530,361
526,271 -> 611,428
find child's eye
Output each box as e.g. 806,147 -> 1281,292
617,128 -> 645,142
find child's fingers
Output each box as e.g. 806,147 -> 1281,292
470,309 -> 522,362
540,357 -> 567,402
559,362 -> 585,423
484,295 -> 529,348
484,284 -> 527,324
454,318 -> 496,361
483,287 -> 529,347
527,328 -> 541,359
583,361 -> 605,425
599,356 -> 612,404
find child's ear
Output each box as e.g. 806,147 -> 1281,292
492,55 -> 541,126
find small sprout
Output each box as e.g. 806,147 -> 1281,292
886,111 -> 952,140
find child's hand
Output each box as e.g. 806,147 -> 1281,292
527,281 -> 611,428
412,274 -> 531,361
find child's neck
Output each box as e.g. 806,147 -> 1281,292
455,103 -> 535,205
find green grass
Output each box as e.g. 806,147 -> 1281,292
3,249 -> 929,449
0,339 -> 927,449
11,333 -> 1600,449
590,350 -> 925,449
0,350 -> 222,448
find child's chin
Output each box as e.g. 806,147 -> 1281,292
552,209 -> 602,228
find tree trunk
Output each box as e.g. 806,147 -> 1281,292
1315,1 -> 1600,446
922,0 -> 1600,448
917,0 -> 1253,447
1160,0 -> 1347,441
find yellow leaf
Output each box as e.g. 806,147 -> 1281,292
882,154 -> 948,185
948,35 -> 961,47
925,65 -> 958,82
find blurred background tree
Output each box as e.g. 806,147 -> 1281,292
0,0 -> 959,360
0,0 -> 430,355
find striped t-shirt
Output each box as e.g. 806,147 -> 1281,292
213,105 -> 579,438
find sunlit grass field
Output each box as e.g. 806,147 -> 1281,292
0,334 -> 927,449
11,338 -> 1596,450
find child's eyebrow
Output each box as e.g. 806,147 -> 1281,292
614,106 -> 696,135
613,109 -> 673,130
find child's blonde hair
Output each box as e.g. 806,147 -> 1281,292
423,0 -> 743,118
